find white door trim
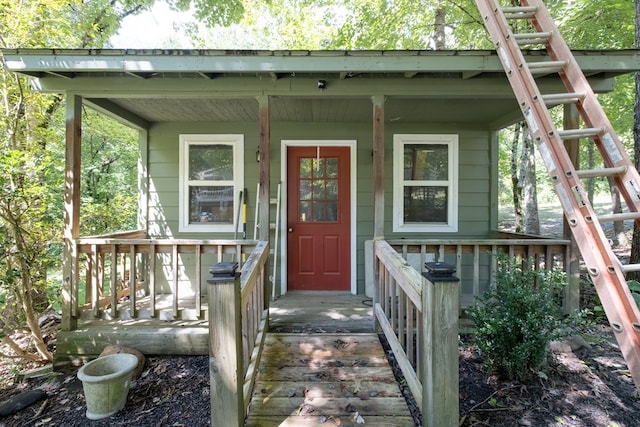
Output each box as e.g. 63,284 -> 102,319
280,140 -> 357,295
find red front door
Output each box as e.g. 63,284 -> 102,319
287,146 -> 350,291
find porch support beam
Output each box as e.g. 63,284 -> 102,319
62,94 -> 82,330
258,96 -> 271,242
372,95 -> 385,238
562,103 -> 581,314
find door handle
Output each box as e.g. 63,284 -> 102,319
288,227 -> 293,233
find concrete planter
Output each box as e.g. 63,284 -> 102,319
77,353 -> 139,420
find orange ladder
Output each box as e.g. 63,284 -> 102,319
475,0 -> 640,388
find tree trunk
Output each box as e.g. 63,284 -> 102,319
511,122 -> 524,233
629,0 -> 640,281
433,5 -> 446,50
609,177 -> 628,246
522,128 -> 540,234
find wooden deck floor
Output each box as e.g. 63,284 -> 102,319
246,292 -> 416,426
268,291 -> 374,333
246,333 -> 416,426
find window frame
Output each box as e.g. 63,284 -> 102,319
392,134 -> 459,233
178,134 -> 244,233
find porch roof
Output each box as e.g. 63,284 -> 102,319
3,48 -> 640,127
4,48 -> 640,79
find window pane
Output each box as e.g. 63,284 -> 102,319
326,179 -> 338,199
326,158 -> 338,178
300,158 -> 312,178
300,180 -> 312,200
299,201 -> 311,222
313,201 -> 326,221
404,144 -> 448,181
313,158 -> 325,177
313,180 -> 325,199
190,145 -> 233,180
190,186 -> 234,224
404,186 -> 447,223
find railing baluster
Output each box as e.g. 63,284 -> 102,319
110,244 -> 117,318
91,244 -> 99,317
171,244 -> 178,319
195,244 -> 202,315
129,244 -> 137,318
149,244 -> 156,318
473,245 -> 480,301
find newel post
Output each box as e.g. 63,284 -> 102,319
421,262 -> 460,427
207,263 -> 244,427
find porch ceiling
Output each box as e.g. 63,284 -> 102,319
103,96 -> 519,124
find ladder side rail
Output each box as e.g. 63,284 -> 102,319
521,0 -> 640,222
476,0 -> 640,388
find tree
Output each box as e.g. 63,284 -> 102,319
629,0 -> 640,281
0,0 -> 159,362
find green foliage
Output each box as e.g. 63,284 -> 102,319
80,111 -> 138,235
0,0 -> 148,361
627,280 -> 640,310
468,254 -> 567,382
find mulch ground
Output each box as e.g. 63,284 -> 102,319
1,318 -> 639,427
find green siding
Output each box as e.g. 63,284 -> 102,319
146,119 -> 494,295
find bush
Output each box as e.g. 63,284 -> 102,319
468,254 -> 567,381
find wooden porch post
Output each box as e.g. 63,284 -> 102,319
258,96 -> 271,242
257,96 -> 272,302
372,95 -> 385,238
421,271 -> 460,427
562,103 -> 581,314
62,94 -> 82,331
208,272 -> 244,427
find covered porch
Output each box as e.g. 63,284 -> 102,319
54,231 -> 572,366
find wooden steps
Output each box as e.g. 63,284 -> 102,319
245,333 -> 416,426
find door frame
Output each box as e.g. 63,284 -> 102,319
279,140 -> 357,295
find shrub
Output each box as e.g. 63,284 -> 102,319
468,254 -> 566,381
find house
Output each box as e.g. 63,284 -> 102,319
3,48 -> 640,366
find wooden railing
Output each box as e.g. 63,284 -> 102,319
372,236 -> 572,426
68,230 -> 261,328
373,239 -> 459,427
385,235 -> 571,309
208,240 -> 270,427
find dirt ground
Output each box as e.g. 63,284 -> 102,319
0,312 -> 639,427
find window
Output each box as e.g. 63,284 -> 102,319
179,134 -> 243,233
393,134 -> 458,232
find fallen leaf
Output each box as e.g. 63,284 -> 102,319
352,411 -> 365,424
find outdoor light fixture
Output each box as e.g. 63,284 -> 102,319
256,149 -> 260,163
317,80 -> 327,89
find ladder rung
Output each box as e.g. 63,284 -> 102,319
597,212 -> 640,223
557,127 -> 604,140
620,263 -> 640,273
514,32 -> 552,45
542,92 -> 586,106
576,165 -> 627,178
527,60 -> 567,74
502,6 -> 538,19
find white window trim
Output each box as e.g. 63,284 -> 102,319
179,134 -> 244,233
393,134 -> 458,233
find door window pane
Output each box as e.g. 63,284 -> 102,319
298,155 -> 339,222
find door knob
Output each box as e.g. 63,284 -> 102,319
288,227 -> 293,233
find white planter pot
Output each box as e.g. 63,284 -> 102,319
77,353 -> 139,420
